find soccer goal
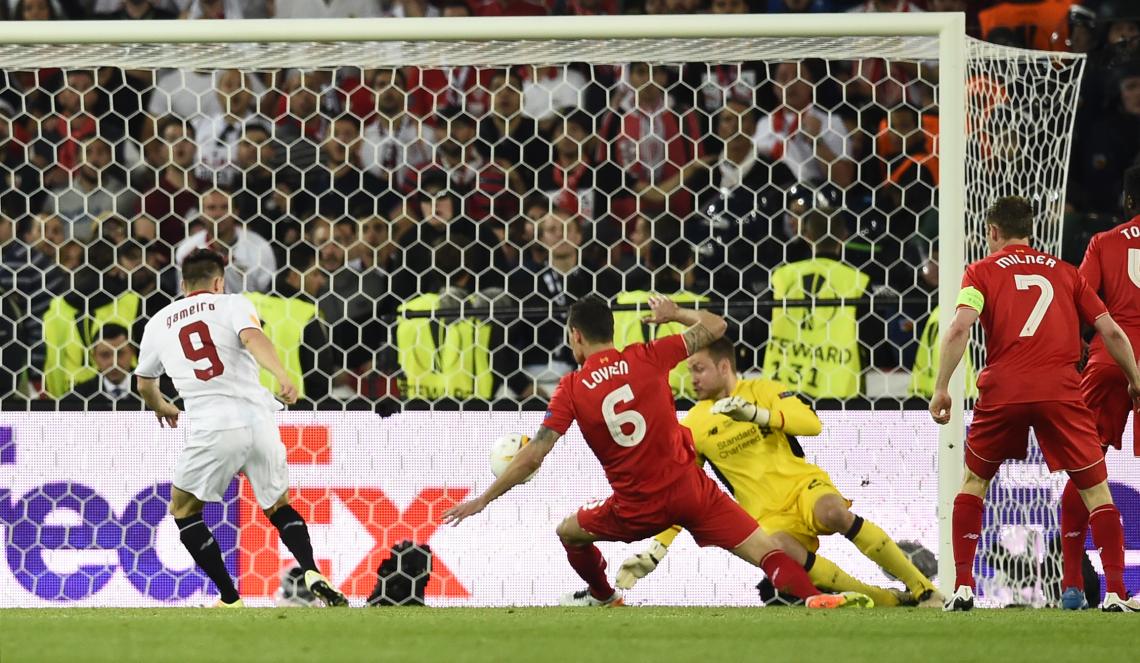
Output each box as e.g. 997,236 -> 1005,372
0,15 -> 1098,607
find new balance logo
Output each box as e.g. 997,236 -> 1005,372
962,533 -> 980,540
1063,531 -> 1083,538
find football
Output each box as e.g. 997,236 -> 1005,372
490,433 -> 537,482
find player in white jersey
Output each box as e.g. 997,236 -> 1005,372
135,249 -> 348,608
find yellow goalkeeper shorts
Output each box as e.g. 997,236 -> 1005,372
756,476 -> 850,553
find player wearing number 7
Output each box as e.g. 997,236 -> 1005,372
443,295 -> 871,609
930,197 -> 1140,612
134,249 -> 348,608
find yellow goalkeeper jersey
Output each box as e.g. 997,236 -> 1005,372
681,377 -> 830,523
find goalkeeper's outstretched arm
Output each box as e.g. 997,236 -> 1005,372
442,426 -> 560,525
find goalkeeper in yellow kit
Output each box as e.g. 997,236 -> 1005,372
616,338 -> 942,607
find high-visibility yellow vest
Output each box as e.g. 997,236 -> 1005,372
43,293 -> 140,397
762,258 -> 869,399
396,293 -> 493,400
909,305 -> 978,399
244,293 -> 316,400
612,291 -> 708,399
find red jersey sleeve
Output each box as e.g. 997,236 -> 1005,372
1074,272 -> 1109,326
958,264 -> 986,312
1078,234 -> 1103,294
541,375 -> 576,435
642,334 -> 690,372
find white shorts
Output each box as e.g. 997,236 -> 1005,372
173,411 -> 288,510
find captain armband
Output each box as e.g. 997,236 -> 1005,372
956,286 -> 984,313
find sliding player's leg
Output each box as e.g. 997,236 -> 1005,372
768,531 -> 902,608
805,489 -> 940,606
247,414 -> 348,607
556,509 -> 622,606
171,427 -> 249,607
170,486 -> 242,607
1035,400 -> 1135,612
678,470 -> 871,609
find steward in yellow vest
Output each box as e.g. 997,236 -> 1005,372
909,305 -> 978,399
266,252 -> 332,401
762,212 -> 870,399
43,291 -> 140,397
395,292 -> 493,400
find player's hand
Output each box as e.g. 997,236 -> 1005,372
644,295 -> 679,324
711,396 -> 770,427
929,389 -> 952,425
1128,381 -> 1140,405
616,540 -> 668,590
442,497 -> 488,526
276,377 -> 299,406
155,402 -> 180,429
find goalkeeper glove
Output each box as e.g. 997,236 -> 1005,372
710,395 -> 771,427
615,540 -> 669,590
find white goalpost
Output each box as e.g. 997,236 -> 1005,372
0,15 -> 1091,607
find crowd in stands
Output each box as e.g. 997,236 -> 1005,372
0,0 -> 1137,408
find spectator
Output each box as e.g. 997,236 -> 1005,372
273,69 -> 330,178
766,0 -> 833,12
97,0 -> 178,19
174,189 -> 277,293
270,0 -> 381,18
469,0 -> 548,17
755,61 -> 854,188
138,116 -> 207,249
232,120 -> 278,222
11,0 -> 61,20
182,0 -> 252,19
66,323 -> 140,405
521,65 -> 589,124
537,111 -> 601,220
360,68 -> 437,196
1070,58 -> 1140,214
316,114 -> 389,218
600,62 -> 705,225
506,210 -> 591,397
847,0 -> 921,12
478,68 -> 547,195
47,136 -> 138,243
191,69 -> 259,189
32,70 -> 105,191
0,214 -> 67,394
267,243 -> 333,401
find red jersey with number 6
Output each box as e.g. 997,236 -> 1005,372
959,244 -> 1108,406
135,292 -> 282,431
1079,215 -> 1140,366
543,335 -> 695,501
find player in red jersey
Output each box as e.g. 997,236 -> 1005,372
1057,166 -> 1140,609
443,296 -> 871,609
930,196 -> 1140,612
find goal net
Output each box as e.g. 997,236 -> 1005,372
0,16 -> 1115,608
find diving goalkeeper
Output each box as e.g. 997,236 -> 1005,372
616,338 -> 941,607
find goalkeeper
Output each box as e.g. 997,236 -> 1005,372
616,338 -> 941,607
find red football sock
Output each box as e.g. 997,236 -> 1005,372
1059,480 -> 1089,589
952,493 -> 984,589
760,550 -> 821,599
563,543 -> 615,601
1088,504 -> 1126,596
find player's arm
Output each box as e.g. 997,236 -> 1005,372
442,426 -> 560,526
137,377 -> 180,428
1093,313 -> 1140,400
239,327 -> 298,405
644,295 -> 727,355
929,301 -> 980,425
711,388 -> 822,436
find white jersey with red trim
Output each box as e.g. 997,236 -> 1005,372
136,292 -> 281,431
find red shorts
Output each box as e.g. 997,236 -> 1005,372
576,467 -> 758,550
1080,361 -> 1135,453
966,400 -> 1107,489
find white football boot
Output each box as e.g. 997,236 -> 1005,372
559,588 -> 625,607
943,585 -> 975,612
1100,592 -> 1140,612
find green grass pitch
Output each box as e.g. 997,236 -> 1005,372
2,607 -> 1133,663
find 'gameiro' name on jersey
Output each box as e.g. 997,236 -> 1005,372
995,253 -> 1057,269
581,360 -> 630,390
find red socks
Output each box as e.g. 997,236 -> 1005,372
952,493 -> 984,589
1088,504 -> 1127,597
563,543 -> 615,601
760,550 -> 821,599
1059,480 -> 1089,589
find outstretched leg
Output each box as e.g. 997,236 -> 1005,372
170,486 -> 241,606
264,493 -> 347,607
556,514 -> 620,605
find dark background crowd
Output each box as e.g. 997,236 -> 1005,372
0,0 -> 1137,410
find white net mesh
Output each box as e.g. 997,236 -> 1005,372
0,31 -> 1097,607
